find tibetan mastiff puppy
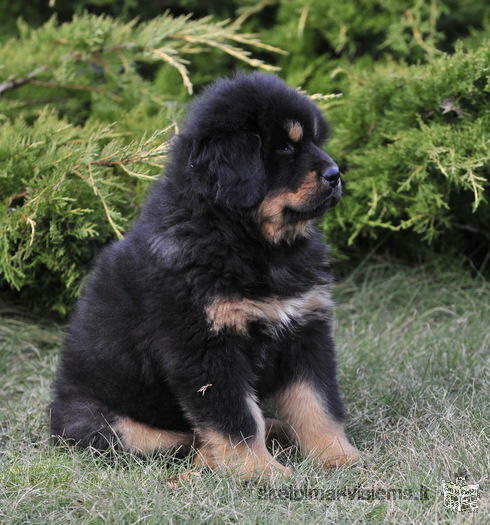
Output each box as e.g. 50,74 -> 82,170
50,72 -> 359,478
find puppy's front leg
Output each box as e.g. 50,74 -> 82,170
193,394 -> 291,479
274,381 -> 359,469
167,347 -> 290,479
272,321 -> 360,469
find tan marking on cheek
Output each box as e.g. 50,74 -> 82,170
193,395 -> 291,479
114,416 -> 193,454
273,382 -> 360,468
288,171 -> 319,206
257,171 -> 319,243
257,195 -> 290,243
287,121 -> 303,142
259,171 -> 319,215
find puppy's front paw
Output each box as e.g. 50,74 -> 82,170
321,443 -> 360,469
193,441 -> 293,480
253,459 -> 293,481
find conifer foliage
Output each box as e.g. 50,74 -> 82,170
0,13 -> 280,314
0,5 -> 488,315
323,45 -> 489,262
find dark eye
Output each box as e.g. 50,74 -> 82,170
276,143 -> 295,154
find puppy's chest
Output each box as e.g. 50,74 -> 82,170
205,284 -> 333,337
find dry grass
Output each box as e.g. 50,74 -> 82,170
0,264 -> 488,524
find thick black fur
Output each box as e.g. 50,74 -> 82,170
50,72 -> 346,451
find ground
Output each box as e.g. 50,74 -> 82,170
0,264 -> 488,524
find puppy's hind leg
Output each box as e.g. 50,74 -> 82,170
114,416 -> 194,455
49,396 -> 121,450
50,396 -> 193,455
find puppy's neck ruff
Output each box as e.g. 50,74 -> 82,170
205,284 -> 334,337
259,216 -> 314,245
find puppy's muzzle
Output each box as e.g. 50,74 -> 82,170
319,164 -> 342,202
321,165 -> 341,186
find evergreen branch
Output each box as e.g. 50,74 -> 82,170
76,145 -> 168,170
153,48 -> 193,94
26,217 -> 36,248
5,96 -> 71,108
117,163 -> 156,180
403,9 -> 444,56
0,66 -> 48,95
175,35 -> 280,71
73,167 -> 124,239
466,165 -> 486,211
232,0 -> 278,28
0,12 -> 282,313
27,80 -> 123,101
229,34 -> 287,55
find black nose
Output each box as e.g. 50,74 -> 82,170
322,165 -> 341,185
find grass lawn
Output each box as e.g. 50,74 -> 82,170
1,264 -> 488,524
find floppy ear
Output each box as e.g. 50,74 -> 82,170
189,131 -> 265,208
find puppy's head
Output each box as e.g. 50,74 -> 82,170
179,72 -> 342,243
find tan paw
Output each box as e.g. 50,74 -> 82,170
246,459 -> 293,481
321,445 -> 360,469
218,453 -> 293,480
193,443 -> 292,480
165,470 -> 202,488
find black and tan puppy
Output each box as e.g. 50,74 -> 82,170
50,72 -> 360,478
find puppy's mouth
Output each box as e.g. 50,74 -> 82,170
284,184 -> 342,223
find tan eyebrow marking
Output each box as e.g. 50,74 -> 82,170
287,121 -> 303,142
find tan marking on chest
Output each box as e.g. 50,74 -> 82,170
205,284 -> 333,335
